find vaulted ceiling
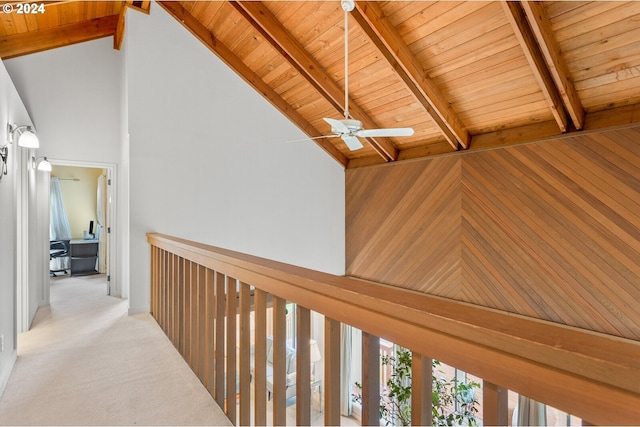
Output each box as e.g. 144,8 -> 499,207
2,1 -> 640,168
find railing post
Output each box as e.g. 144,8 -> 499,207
361,332 -> 380,426
254,289 -> 268,426
239,282 -> 251,426
483,380 -> 508,426
296,306 -> 311,426
272,296 -> 287,426
324,317 -> 340,426
150,246 -> 157,318
412,353 -> 432,426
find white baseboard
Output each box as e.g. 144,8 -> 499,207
0,350 -> 17,399
128,305 -> 150,316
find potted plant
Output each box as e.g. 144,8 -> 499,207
354,348 -> 480,426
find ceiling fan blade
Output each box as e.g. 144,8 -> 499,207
284,135 -> 335,144
341,135 -> 364,151
356,127 -> 415,138
323,117 -> 350,134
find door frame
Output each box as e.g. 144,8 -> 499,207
49,159 -> 118,295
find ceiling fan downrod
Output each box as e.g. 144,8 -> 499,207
342,0 -> 355,119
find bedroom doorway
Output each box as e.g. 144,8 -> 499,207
48,160 -> 117,296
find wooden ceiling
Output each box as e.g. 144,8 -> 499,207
2,1 -> 640,169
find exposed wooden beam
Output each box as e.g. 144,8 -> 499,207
501,1 -> 569,132
113,5 -> 127,51
353,2 -> 470,150
520,1 -> 585,130
157,1 -> 349,168
0,15 -> 118,59
125,0 -> 151,15
232,1 -> 397,162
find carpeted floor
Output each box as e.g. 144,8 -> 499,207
0,274 -> 232,426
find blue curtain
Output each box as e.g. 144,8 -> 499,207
50,177 -> 71,271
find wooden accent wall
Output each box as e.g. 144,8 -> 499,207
346,126 -> 640,340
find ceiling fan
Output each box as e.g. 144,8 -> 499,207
318,0 -> 414,151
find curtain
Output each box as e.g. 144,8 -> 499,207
50,177 -> 71,271
96,174 -> 107,273
340,324 -> 353,416
514,395 -> 547,426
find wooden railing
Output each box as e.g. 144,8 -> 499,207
148,233 -> 640,426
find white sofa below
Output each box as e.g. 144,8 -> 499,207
264,336 -> 297,400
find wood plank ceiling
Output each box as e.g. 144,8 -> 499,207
1,1 -> 640,169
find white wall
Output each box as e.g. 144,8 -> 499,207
0,60 -> 33,396
4,38 -> 124,296
126,5 -> 345,313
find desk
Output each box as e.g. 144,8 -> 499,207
70,239 -> 99,276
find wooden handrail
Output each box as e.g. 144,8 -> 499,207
148,232 -> 640,425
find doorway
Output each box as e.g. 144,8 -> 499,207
16,158 -> 119,334
48,160 -> 116,297
50,165 -> 108,284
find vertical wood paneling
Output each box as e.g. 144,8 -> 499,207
346,127 -> 640,340
324,317 -> 341,427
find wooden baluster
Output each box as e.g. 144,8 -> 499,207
412,353 -> 432,427
238,282 -> 251,426
296,306 -> 311,426
324,317 -> 340,426
160,249 -> 166,331
483,381 -> 508,426
196,265 -> 206,384
272,296 -> 287,426
214,271 -> 226,408
189,262 -> 198,371
254,289 -> 267,426
183,260 -> 192,369
178,258 -> 188,357
361,332 -> 380,426
170,254 -> 176,346
204,269 -> 215,392
150,246 -> 156,318
226,276 -> 238,423
173,255 -> 184,354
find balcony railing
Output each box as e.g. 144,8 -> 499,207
147,233 -> 640,426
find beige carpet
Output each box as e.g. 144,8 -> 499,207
0,274 -> 232,426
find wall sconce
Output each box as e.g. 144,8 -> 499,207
33,156 -> 52,172
0,145 -> 7,179
8,123 -> 40,148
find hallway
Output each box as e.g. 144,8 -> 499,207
0,275 -> 231,426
